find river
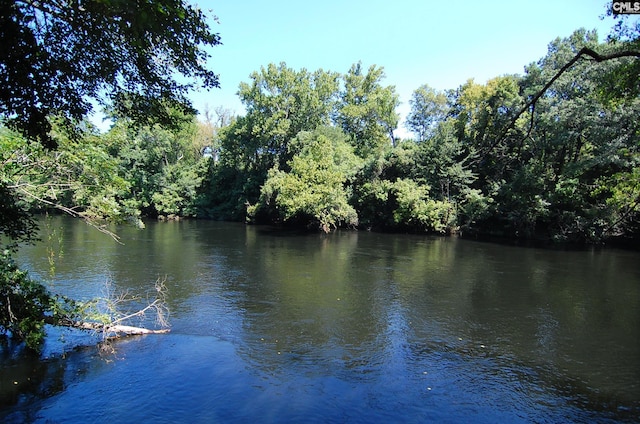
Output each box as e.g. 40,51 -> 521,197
1,217 -> 639,423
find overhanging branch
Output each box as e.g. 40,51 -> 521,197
485,46 -> 640,157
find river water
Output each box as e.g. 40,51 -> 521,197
1,217 -> 639,423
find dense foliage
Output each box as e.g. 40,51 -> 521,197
0,2 -> 639,349
1,0 -> 220,148
2,28 -> 638,244
248,126 -> 361,231
0,250 -> 80,349
197,28 -> 638,243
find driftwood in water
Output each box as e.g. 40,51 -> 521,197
45,316 -> 170,338
42,280 -> 171,341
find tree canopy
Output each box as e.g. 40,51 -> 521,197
0,0 -> 221,148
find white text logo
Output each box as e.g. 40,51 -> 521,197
612,1 -> 640,14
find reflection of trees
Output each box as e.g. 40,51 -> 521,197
440,242 -> 640,405
17,218 -> 243,336
234,228 -> 639,407
0,340 -> 106,420
17,216 -> 120,299
16,218 -> 640,410
232,230 -> 463,376
237,229 -> 369,369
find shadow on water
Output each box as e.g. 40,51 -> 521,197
0,336 -> 107,423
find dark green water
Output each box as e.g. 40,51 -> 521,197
2,217 -> 639,423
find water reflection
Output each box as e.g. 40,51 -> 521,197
4,217 -> 639,422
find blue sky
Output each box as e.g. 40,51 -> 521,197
181,1 -> 623,135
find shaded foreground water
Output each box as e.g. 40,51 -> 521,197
1,217 -> 639,423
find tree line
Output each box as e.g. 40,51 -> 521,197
4,28 -> 639,246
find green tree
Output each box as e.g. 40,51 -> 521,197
598,9 -> 640,104
354,177 -> 454,233
337,63 -> 400,156
453,75 -> 524,174
1,123 -> 136,229
517,28 -> 640,241
406,84 -> 449,142
104,111 -> 207,219
0,0 -> 220,148
204,64 -> 341,219
0,250 -> 78,348
250,126 -> 360,232
350,137 -> 458,233
236,63 -> 340,172
455,28 -> 640,242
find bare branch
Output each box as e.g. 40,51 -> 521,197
46,277 -> 170,341
46,317 -> 170,336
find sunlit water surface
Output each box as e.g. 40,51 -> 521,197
1,217 -> 639,423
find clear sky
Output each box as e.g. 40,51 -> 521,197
190,1 -> 621,135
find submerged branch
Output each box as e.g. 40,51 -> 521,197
47,277 -> 171,341
45,316 -> 170,337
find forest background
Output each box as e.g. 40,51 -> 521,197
4,28 -> 639,243
0,0 -> 639,350
2,0 -> 640,247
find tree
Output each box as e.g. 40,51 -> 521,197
336,63 -> 400,155
0,0 -> 220,350
354,176 -> 454,233
202,64 -> 341,220
453,75 -> 524,171
452,27 -> 640,242
406,84 -> 449,142
514,28 -> 640,242
496,29 -> 640,150
249,126 -> 360,232
190,105 -> 233,161
104,110 -> 207,219
0,0 -> 221,148
1,123 -> 136,235
236,63 -> 340,172
415,120 -> 477,202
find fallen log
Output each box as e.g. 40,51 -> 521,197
44,316 -> 170,338
102,324 -> 170,336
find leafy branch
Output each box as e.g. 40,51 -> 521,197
486,46 -> 640,157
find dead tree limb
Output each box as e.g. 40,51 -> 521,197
46,278 -> 171,342
45,316 -> 171,337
